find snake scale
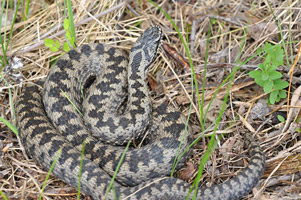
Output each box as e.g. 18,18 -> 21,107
16,26 -> 265,199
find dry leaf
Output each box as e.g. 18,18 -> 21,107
249,22 -> 278,41
179,162 -> 195,181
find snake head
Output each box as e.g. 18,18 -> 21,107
129,26 -> 163,73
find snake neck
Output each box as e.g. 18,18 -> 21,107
122,66 -> 152,136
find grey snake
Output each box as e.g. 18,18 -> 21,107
16,26 -> 265,199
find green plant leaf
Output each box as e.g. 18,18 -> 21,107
63,42 -> 70,52
256,47 -> 263,55
268,71 -> 282,80
264,54 -> 272,66
274,55 -> 284,66
257,63 -> 265,70
63,18 -> 69,30
256,78 -> 265,87
268,64 -> 278,72
264,42 -> 274,55
274,79 -> 289,90
211,18 -> 217,24
269,90 -> 278,104
261,73 -> 269,81
264,43 -> 284,67
70,37 -> 75,46
277,115 -> 285,122
249,70 -> 262,79
263,80 -> 273,93
50,46 -> 59,52
272,45 -> 284,66
278,90 -> 287,98
66,31 -> 72,40
249,70 -> 265,86
44,38 -> 54,47
54,40 -> 60,48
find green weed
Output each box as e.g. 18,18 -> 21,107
249,42 -> 289,104
44,18 -> 76,52
44,0 -> 76,53
277,115 -> 285,123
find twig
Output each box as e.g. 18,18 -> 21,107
254,115 -> 273,136
127,4 -> 140,17
264,174 -> 300,188
162,43 -> 190,69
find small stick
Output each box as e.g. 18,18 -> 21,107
127,4 -> 140,17
162,43 -> 190,69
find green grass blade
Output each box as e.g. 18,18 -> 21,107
148,0 -> 198,177
170,101 -> 192,177
188,20 -> 214,199
172,120 -> 216,174
39,147 -> 62,200
0,0 -> 8,66
1,74 -> 16,122
4,0 -> 21,55
60,88 -> 82,116
0,190 -> 8,200
190,30 -> 247,196
105,141 -> 131,199
66,0 -> 76,43
24,0 -> 30,21
0,116 -> 18,135
148,1 -> 201,121
147,4 -> 212,199
0,74 -> 17,135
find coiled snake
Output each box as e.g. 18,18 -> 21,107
16,26 -> 265,199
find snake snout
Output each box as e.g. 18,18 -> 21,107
129,26 -> 163,72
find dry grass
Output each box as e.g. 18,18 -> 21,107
0,0 -> 300,199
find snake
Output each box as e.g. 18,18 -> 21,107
16,26 -> 265,200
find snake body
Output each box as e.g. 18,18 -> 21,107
16,26 -> 265,199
